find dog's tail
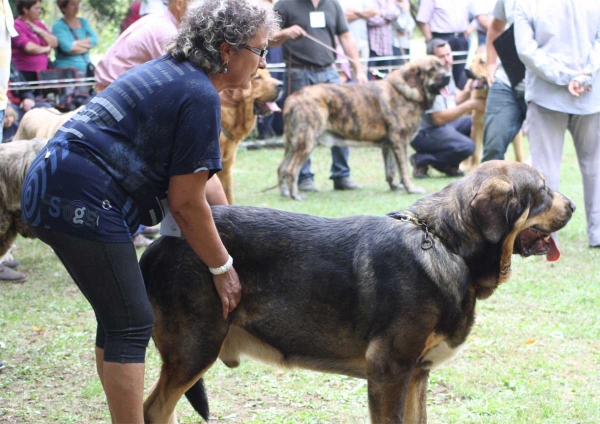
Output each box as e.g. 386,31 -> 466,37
184,378 -> 210,421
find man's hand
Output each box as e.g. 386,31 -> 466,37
356,72 -> 368,84
568,74 -> 592,97
213,267 -> 242,319
285,25 -> 307,40
20,98 -> 35,112
361,8 -> 379,19
486,62 -> 498,86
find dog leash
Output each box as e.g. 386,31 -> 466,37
387,212 -> 433,250
298,33 -> 387,80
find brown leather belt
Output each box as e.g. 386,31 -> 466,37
289,64 -> 334,72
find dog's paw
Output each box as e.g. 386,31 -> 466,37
291,193 -> 307,201
389,183 -> 406,191
407,186 -> 427,195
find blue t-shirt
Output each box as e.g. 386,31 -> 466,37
22,55 -> 222,242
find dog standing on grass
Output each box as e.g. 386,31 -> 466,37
278,56 -> 452,200
141,161 -> 574,423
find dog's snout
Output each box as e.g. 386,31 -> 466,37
568,199 -> 576,213
441,74 -> 451,86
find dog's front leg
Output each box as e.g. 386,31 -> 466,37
367,369 -> 413,423
403,368 -> 429,424
366,339 -> 416,423
389,140 -> 426,195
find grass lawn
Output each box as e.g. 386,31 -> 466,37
1,140 -> 599,423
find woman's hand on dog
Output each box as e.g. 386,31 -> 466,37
213,267 -> 242,318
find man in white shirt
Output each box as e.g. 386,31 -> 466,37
515,0 -> 600,248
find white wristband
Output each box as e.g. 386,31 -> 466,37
208,255 -> 233,275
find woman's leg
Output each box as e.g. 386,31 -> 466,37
32,227 -> 153,423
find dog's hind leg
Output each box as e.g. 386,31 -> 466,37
143,309 -> 229,423
278,142 -> 294,197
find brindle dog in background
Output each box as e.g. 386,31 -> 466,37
141,161 -> 574,423
278,56 -> 451,200
218,68 -> 283,204
463,50 -> 524,170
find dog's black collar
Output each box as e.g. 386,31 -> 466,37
221,127 -> 234,141
387,212 -> 433,250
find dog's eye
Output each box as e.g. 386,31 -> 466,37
253,76 -> 262,81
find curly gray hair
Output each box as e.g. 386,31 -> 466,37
166,0 -> 280,75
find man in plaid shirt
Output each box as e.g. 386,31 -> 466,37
367,0 -> 400,78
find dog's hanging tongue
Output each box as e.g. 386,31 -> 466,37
265,102 -> 281,112
546,235 -> 560,262
439,86 -> 451,98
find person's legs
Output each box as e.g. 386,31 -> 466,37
527,103 -> 568,191
32,227 -> 153,423
284,68 -> 315,184
568,112 -> 600,246
482,82 -> 527,162
413,117 -> 475,173
316,69 -> 358,187
448,35 -> 469,89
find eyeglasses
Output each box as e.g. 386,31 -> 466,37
243,45 -> 268,60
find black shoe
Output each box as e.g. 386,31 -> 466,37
298,179 -> 319,192
410,154 -> 429,179
440,166 -> 465,177
333,177 -> 361,191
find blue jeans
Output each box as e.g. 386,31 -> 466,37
0,110 -> 5,143
284,67 -> 351,182
481,80 -> 527,162
411,116 -> 475,170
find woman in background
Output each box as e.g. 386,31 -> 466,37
52,0 -> 97,76
11,0 -> 57,81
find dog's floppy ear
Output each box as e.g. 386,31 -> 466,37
471,179 -> 517,243
388,66 -> 424,103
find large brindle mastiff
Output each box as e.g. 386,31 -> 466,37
278,56 -> 451,200
141,161 -> 574,423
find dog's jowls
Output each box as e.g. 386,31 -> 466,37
141,161 -> 574,423
218,68 -> 282,204
278,56 -> 451,200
